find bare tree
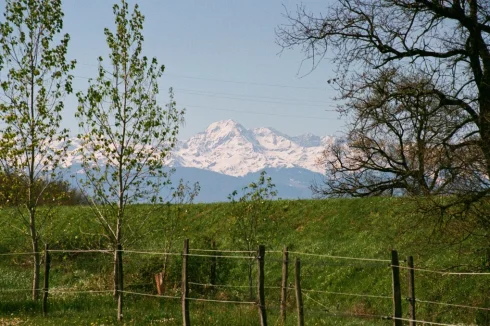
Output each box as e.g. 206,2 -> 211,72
313,68 -> 477,197
277,0 -> 490,205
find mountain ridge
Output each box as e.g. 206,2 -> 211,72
62,120 -> 332,202
171,119 -> 334,176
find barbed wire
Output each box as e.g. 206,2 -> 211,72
415,298 -> 490,311
119,250 -> 181,256
189,249 -> 255,253
48,249 -> 111,254
185,253 -> 254,260
50,289 -> 112,294
189,282 -> 250,289
288,251 -> 390,263
121,290 -> 180,300
297,287 -> 391,300
393,264 -> 490,276
186,297 -> 256,305
0,288 -> 32,293
0,252 -> 41,256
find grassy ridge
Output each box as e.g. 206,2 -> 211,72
0,198 -> 488,325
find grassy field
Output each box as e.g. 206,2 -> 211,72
0,197 -> 489,325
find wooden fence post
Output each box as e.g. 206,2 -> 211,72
407,256 -> 416,326
295,258 -> 304,326
391,250 -> 402,326
280,246 -> 289,325
42,244 -> 51,316
257,245 -> 267,326
182,239 -> 190,326
210,240 -> 217,286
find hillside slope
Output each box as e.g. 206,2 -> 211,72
0,198 -> 487,325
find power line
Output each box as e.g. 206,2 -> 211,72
176,88 -> 335,105
75,63 -> 328,91
177,89 -> 334,107
182,104 -> 338,120
72,75 -> 337,108
71,87 -> 338,120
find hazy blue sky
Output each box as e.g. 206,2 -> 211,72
6,0 -> 344,140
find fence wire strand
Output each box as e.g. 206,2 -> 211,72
391,316 -> 460,326
0,252 -> 41,256
0,289 -> 32,293
189,249 -> 255,253
120,250 -> 181,256
415,298 -> 490,311
48,249 -> 111,254
288,251 -> 390,263
186,297 -> 256,305
185,253 -> 254,259
121,290 -> 180,299
295,287 -> 391,300
393,264 -> 490,275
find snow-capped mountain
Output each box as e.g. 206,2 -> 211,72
171,119 -> 335,176
62,120 -> 334,202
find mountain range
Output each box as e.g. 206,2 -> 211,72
65,120 -> 333,202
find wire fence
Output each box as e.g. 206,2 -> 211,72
1,244 -> 489,325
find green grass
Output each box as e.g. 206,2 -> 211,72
0,198 -> 489,325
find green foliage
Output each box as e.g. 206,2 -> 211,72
0,0 -> 75,300
0,171 -> 87,207
228,170 -> 278,251
0,0 -> 74,180
228,170 -> 278,298
75,0 -> 184,247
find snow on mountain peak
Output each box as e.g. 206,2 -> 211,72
205,119 -> 244,134
62,120 -> 334,178
173,120 -> 333,176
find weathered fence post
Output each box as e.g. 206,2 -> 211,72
280,246 -> 289,325
295,258 -> 304,326
42,244 -> 51,316
210,240 -> 217,286
407,256 -> 416,326
391,250 -> 402,326
257,245 -> 267,326
117,243 -> 123,321
182,239 -> 190,326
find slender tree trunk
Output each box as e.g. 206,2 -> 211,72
30,212 -> 40,301
114,220 -> 123,299
113,245 -> 118,299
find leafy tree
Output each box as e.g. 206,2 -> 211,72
156,179 -> 200,294
313,68 -> 471,197
75,0 -> 184,319
0,0 -> 75,300
228,171 -> 277,299
0,170 -> 87,207
277,1 -> 490,227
